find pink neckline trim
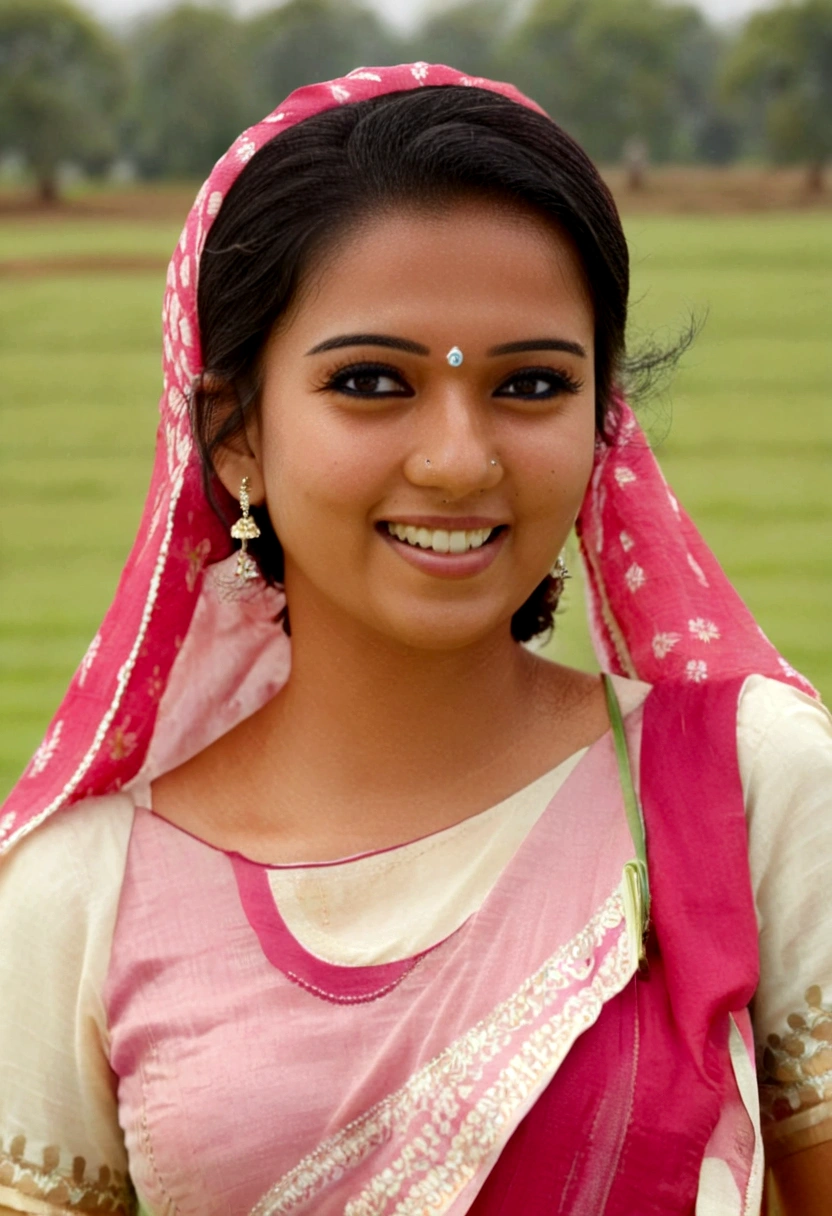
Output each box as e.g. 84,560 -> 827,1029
225,724 -> 616,1003
231,854 -> 431,1003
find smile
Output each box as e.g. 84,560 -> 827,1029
385,522 -> 499,554
379,519 -> 509,579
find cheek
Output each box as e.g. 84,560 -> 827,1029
509,403 -> 596,523
259,407 -> 393,548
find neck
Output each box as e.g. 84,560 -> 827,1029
249,579 -> 554,824
175,572 -> 606,861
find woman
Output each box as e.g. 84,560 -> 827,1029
0,64 -> 829,1216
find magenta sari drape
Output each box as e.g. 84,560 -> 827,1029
470,677 -> 760,1214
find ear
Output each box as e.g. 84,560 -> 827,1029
198,373 -> 266,506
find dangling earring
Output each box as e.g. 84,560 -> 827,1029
230,475 -> 261,581
549,554 -> 571,599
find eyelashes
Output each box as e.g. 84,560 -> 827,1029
316,361 -> 414,398
495,366 -> 584,399
315,360 -> 584,401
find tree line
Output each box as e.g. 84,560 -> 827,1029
0,0 -> 830,201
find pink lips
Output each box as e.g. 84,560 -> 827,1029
380,524 -> 508,579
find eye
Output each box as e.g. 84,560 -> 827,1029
323,362 -> 413,398
495,367 -> 583,401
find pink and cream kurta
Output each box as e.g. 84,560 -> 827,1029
3,673 -> 832,1215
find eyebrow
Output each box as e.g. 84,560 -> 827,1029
305,334 -> 588,359
306,333 -> 430,356
487,338 -> 587,358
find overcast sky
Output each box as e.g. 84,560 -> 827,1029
80,0 -> 778,34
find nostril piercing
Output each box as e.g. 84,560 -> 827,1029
425,458 -> 431,467
490,459 -> 499,467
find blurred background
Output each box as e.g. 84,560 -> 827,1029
0,0 -> 830,798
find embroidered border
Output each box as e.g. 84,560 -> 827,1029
759,984 -> 832,1126
349,931 -> 632,1215
250,888 -> 633,1216
0,1136 -> 133,1214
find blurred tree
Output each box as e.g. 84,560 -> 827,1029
404,0 -> 509,80
0,0 -> 125,202
670,6 -> 742,165
499,0 -> 584,135
504,0 -> 727,165
128,4 -> 253,179
724,0 -> 832,190
245,0 -> 401,116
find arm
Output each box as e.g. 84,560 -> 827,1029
770,1140 -> 832,1215
0,798 -> 135,1216
737,678 -> 832,1214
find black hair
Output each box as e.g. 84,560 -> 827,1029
193,85 -> 634,641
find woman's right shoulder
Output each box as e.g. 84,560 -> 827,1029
0,791 -> 135,919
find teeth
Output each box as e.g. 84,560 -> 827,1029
386,523 -> 496,553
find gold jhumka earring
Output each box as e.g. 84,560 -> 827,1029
230,476 -> 261,581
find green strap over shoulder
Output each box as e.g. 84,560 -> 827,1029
602,673 -> 651,959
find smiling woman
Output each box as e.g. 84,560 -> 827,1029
0,64 -> 830,1216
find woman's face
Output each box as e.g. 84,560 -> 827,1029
239,199 -> 596,650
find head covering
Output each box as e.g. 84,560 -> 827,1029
0,62 -> 815,856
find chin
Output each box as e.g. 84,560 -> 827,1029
372,601 -> 516,653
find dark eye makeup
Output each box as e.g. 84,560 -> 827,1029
315,360 -> 584,401
494,367 -> 584,399
318,362 -> 415,398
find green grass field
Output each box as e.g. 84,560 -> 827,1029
1,209 -> 830,798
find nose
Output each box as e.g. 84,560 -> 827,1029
404,390 -> 502,499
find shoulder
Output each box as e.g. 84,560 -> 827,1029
737,680 -> 832,1157
0,791 -> 135,939
736,675 -> 832,836
737,673 -> 832,763
736,675 -> 832,883
0,791 -> 136,1068
1,790 -> 135,874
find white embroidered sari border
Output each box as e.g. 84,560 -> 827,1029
249,886 -> 636,1216
348,933 -> 634,1216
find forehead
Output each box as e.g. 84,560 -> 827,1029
281,199 -> 594,347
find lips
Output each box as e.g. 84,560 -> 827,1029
378,519 -> 509,578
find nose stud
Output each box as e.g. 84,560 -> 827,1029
446,346 -> 464,367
